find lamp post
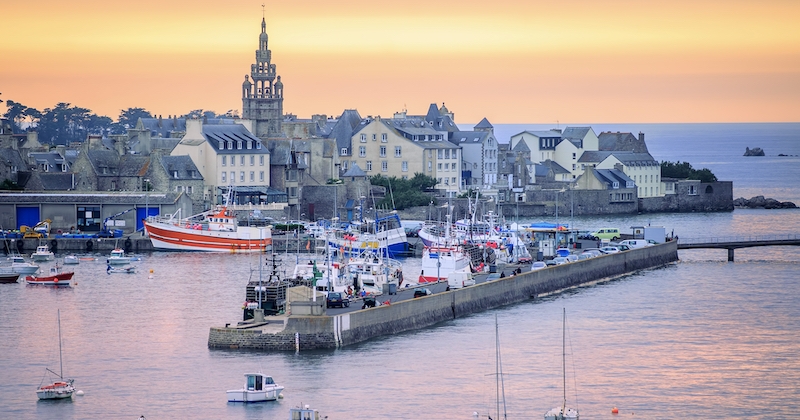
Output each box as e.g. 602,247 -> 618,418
144,178 -> 150,234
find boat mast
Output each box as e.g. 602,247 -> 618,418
495,315 -> 507,420
58,309 -> 64,380
562,307 -> 566,416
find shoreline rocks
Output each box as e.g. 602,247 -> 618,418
733,195 -> 797,209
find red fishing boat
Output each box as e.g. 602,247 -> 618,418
25,265 -> 74,286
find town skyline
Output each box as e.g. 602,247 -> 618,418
2,0 -> 799,125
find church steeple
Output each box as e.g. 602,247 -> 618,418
242,14 -> 284,138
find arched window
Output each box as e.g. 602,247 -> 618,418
705,185 -> 714,194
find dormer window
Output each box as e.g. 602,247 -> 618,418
256,142 -> 261,150
173,171 -> 179,178
612,181 -> 619,189
247,141 -> 252,150
237,141 -> 243,149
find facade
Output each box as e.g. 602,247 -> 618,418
578,151 -> 661,198
509,127 -> 599,180
171,119 -> 269,205
241,18 -> 284,139
451,117 -> 498,189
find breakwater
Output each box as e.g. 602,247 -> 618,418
208,240 -> 679,351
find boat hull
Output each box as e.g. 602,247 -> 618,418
25,272 -> 74,286
418,247 -> 470,283
36,382 -> 75,400
145,221 -> 272,253
0,273 -> 19,283
226,386 -> 284,403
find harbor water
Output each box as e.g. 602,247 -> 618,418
1,122 -> 799,419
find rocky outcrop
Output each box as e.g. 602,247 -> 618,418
734,195 -> 797,209
744,147 -> 765,156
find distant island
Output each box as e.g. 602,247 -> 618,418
744,147 -> 765,156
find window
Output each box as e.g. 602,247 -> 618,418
451,163 -> 456,170
230,171 -> 235,183
428,161 -> 432,171
222,156 -> 227,166
572,164 -> 576,170
237,141 -> 243,149
260,155 -> 264,166
76,206 -> 101,232
250,171 -> 255,181
187,186 -> 193,194
366,161 -> 372,171
444,178 -> 449,185
240,172 -> 245,182
360,134 -> 366,143
372,134 -> 377,141
381,133 -> 388,142
452,177 -> 456,184
359,146 -> 366,157
256,142 -> 261,150
445,149 -> 450,159
402,161 -> 408,172
341,148 -> 348,155
381,161 -> 388,172
250,156 -> 255,166
395,146 -> 401,157
173,171 -> 179,178
438,149 -> 443,159
380,146 -> 386,157
222,172 -> 227,182
246,141 -> 252,150
259,171 -> 264,182
231,157 -> 235,167
438,163 -> 442,170
175,185 -> 183,192
240,156 -> 245,166
342,161 -> 348,171
572,153 -> 576,159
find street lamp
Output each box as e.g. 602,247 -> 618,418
144,178 -> 150,233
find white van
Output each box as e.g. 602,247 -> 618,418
447,268 -> 475,290
618,239 -> 650,249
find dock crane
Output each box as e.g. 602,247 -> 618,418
97,208 -> 136,238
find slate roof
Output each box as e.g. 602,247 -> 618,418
597,131 -> 649,153
561,127 -> 592,148
474,118 -> 493,129
36,173 -> 74,190
540,159 -> 570,174
87,150 -> 121,175
594,168 -> 635,188
326,110 -> 363,151
449,130 -> 488,145
533,163 -> 552,177
512,140 -> 530,152
512,130 -> 562,139
202,124 -> 268,155
139,117 -> 187,138
118,155 -> 150,177
578,151 -> 658,166
0,148 -> 26,169
29,151 -> 68,171
0,192 -> 180,205
160,156 -> 203,180
342,163 -> 367,177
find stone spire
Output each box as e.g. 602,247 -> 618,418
242,16 -> 284,138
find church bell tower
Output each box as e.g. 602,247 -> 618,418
242,16 -> 284,138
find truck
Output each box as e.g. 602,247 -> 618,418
21,219 -> 52,238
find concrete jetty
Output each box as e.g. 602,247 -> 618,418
208,240 -> 679,351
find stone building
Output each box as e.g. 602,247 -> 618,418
241,17 -> 284,139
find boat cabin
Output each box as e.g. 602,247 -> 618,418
110,249 -> 125,258
246,373 -> 276,391
290,406 -> 323,420
207,209 -> 237,232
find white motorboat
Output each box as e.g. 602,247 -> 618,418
345,250 -> 404,295
227,373 -> 284,403
107,264 -> 137,274
63,255 -> 80,265
6,256 -> 39,275
36,310 -> 75,400
290,405 -> 323,420
31,244 -> 55,262
106,248 -> 132,265
418,246 -> 470,283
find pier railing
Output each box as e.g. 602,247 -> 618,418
678,234 -> 800,245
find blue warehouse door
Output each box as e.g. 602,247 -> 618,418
136,207 -> 160,232
16,207 -> 40,230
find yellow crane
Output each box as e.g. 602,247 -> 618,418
20,219 -> 52,238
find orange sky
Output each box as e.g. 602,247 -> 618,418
2,0 -> 799,124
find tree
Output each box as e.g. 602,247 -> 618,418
369,173 -> 437,210
2,100 -> 39,133
118,107 -> 152,129
661,161 -> 717,183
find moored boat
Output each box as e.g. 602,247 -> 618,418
107,264 -> 137,274
6,256 -> 39,275
290,405 -> 323,420
418,246 -> 470,283
327,213 -> 410,258
63,255 -> 80,265
36,310 -> 76,400
144,204 -> 272,253
226,373 -> 284,403
106,248 -> 132,265
26,265 -> 74,286
31,244 -> 55,262
0,267 -> 20,283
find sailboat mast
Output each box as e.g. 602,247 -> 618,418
57,309 -> 63,380
562,308 -> 566,413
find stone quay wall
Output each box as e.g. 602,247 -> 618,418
208,240 -> 679,351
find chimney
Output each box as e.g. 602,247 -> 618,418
158,115 -> 163,128
638,132 -> 645,143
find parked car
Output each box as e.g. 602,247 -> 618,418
618,239 -> 651,249
413,288 -> 433,298
531,261 -> 547,270
577,253 -> 593,260
326,292 -> 349,308
552,257 -> 569,265
582,248 -> 604,256
615,244 -> 631,251
565,255 -> 579,262
600,246 -> 620,254
589,228 -> 620,241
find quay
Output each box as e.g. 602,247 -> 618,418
208,240 -> 679,351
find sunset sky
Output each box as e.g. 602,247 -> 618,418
1,0 -> 799,124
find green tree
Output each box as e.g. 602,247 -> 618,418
2,100 -> 40,133
661,161 -> 718,182
369,173 -> 437,210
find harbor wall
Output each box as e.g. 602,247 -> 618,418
208,240 -> 679,351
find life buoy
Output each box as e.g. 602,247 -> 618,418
86,240 -> 93,252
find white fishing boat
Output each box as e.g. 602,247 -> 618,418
345,250 -> 404,295
326,213 -> 410,258
106,248 -> 132,265
36,310 -> 75,400
226,373 -> 284,403
31,244 -> 55,262
293,258 -> 349,294
418,246 -> 470,283
544,308 -> 580,420
63,255 -> 80,265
